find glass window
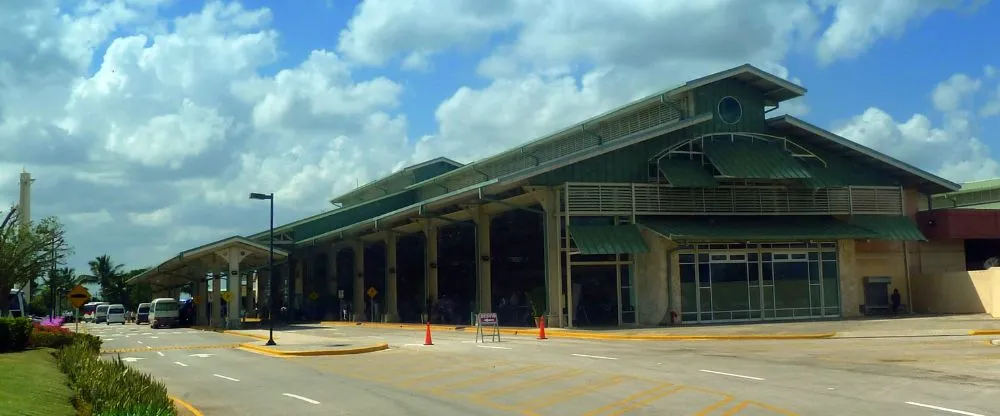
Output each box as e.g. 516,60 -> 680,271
710,262 -> 750,315
679,253 -> 694,264
680,264 -> 697,316
698,263 -> 711,288
822,261 -> 840,313
772,261 -> 810,313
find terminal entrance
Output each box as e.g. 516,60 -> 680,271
569,259 -> 636,327
679,242 -> 840,323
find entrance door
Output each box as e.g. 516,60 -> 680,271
618,265 -> 635,325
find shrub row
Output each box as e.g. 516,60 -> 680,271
57,336 -> 177,416
0,317 -> 33,352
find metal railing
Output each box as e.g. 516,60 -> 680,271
563,182 -> 903,216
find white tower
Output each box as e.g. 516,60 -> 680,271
17,169 -> 34,303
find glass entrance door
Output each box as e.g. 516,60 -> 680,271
618,265 -> 635,325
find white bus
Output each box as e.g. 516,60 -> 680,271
149,298 -> 180,328
6,289 -> 27,318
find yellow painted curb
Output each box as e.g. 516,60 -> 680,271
318,321 -> 836,341
222,330 -> 278,341
170,395 -> 204,416
239,342 -> 390,357
969,329 -> 1000,336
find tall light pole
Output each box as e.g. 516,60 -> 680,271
249,192 -> 277,346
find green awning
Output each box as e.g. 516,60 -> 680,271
638,216 -> 878,241
657,158 -> 718,187
568,224 -> 649,254
702,140 -> 812,179
848,215 -> 927,241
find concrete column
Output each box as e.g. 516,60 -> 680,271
217,247 -> 249,329
352,241 -> 365,319
539,188 -> 564,327
327,246 -> 339,320
294,259 -> 304,310
838,239 -> 862,318
385,232 -> 399,322
211,272 -> 222,327
424,221 -> 439,301
196,277 -> 207,326
472,206 -> 493,314
245,272 -> 256,318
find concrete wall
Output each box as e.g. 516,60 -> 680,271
911,268 -> 998,316
634,228 -> 678,326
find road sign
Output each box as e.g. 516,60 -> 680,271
367,287 -> 378,299
221,291 -> 232,302
67,285 -> 91,308
192,295 -> 202,305
308,292 -> 319,301
476,312 -> 500,343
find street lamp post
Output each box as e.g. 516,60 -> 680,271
249,192 -> 277,346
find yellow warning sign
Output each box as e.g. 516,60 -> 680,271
367,287 -> 378,299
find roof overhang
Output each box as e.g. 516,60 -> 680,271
675,64 -> 807,103
126,236 -> 290,289
766,115 -> 960,195
917,208 -> 1000,240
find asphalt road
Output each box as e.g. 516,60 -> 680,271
80,322 -> 1000,415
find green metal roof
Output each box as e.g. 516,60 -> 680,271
568,224 -> 650,255
702,140 -> 812,179
847,215 -> 927,241
638,216 -> 878,241
657,158 -> 718,187
798,160 -> 851,188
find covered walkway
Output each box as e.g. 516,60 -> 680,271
127,236 -> 288,329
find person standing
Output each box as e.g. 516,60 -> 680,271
890,288 -> 902,315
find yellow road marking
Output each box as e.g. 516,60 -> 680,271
427,364 -> 545,394
394,363 -> 500,387
521,375 -> 629,412
471,369 -> 585,398
721,400 -> 800,416
693,396 -> 736,416
581,382 -> 678,416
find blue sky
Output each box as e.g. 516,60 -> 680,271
3,0 -> 999,273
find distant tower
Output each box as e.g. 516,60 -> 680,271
17,169 -> 34,302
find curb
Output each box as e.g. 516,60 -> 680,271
222,330 -> 278,341
318,321 -> 837,341
969,329 -> 1000,336
239,342 -> 390,357
987,339 -> 1000,346
170,395 -> 204,416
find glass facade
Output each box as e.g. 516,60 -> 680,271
678,242 -> 839,323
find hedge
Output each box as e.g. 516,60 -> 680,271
57,337 -> 176,416
0,317 -> 33,352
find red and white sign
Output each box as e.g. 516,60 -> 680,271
477,312 -> 498,326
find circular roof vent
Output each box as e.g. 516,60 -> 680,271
717,96 -> 743,125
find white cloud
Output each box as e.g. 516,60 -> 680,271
128,207 -> 173,227
833,68 -> 1000,183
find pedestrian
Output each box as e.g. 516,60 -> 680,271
890,288 -> 901,315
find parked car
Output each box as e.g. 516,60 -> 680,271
106,304 -> 126,325
149,298 -> 180,328
135,303 -> 151,324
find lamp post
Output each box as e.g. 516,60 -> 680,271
249,192 -> 277,346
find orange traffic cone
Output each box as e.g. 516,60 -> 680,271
538,316 -> 547,340
424,321 -> 434,345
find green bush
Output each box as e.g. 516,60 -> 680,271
29,322 -> 77,349
57,339 -> 175,416
0,317 -> 33,352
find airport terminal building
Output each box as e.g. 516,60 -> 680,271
129,64 -> 959,329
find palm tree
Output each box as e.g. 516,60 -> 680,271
89,255 -> 127,306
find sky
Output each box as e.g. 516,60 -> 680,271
1,0 -> 998,274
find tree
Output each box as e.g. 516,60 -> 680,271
89,254 -> 128,308
0,207 -> 71,316
38,267 -> 96,312
126,268 -> 152,308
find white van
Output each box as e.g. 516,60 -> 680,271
94,304 -> 111,323
106,304 -> 126,325
149,298 -> 180,328
6,289 -> 27,318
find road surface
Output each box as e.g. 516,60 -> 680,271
81,322 -> 999,415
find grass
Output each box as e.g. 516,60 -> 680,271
0,349 -> 76,416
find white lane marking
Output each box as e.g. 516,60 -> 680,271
145,346 -> 152,349
189,353 -> 214,358
477,345 -> 512,350
174,362 -> 188,367
461,341 -> 477,344
402,343 -> 430,347
699,369 -> 765,381
367,336 -> 380,338
905,402 -> 984,416
213,374 -> 240,382
156,352 -> 165,357
104,339 -> 115,341
121,357 -> 144,362
136,340 -> 143,344
571,354 -> 617,360
282,393 -> 320,404
149,336 -> 159,339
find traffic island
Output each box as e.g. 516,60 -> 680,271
988,339 -> 1000,346
240,341 -> 389,357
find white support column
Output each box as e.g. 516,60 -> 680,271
196,276 -> 207,326
385,232 -> 399,323
245,272 -> 256,318
211,272 -> 222,328
327,245 -> 339,320
538,188 -> 564,328
424,220 -> 439,303
216,247 -> 249,329
472,206 -> 493,314
564,184 -> 574,328
352,241 -> 365,320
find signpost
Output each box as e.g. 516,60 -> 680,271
367,287 -> 378,322
475,312 -> 500,343
67,285 -> 90,332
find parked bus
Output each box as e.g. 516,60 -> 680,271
82,302 -> 109,322
7,289 -> 26,318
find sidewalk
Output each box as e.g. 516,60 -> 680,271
319,313 -> 1000,341
227,328 -> 389,356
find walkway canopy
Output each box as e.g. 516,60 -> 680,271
125,236 -> 289,291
